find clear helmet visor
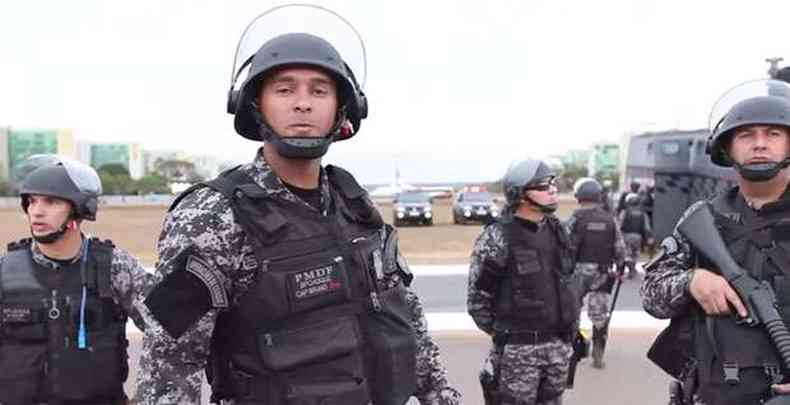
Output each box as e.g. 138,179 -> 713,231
708,79 -> 790,132
229,4 -> 367,93
23,154 -> 102,195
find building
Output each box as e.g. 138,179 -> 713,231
587,142 -> 620,180
89,142 -> 144,179
5,128 -> 76,183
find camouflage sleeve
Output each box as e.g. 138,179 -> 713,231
640,229 -> 695,319
406,287 -> 462,405
135,188 -> 250,405
467,223 -> 507,335
564,213 -> 578,236
109,247 -> 155,331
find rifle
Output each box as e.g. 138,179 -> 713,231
566,329 -> 590,388
676,201 -> 790,374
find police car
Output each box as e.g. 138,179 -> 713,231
393,191 -> 434,226
452,186 -> 499,224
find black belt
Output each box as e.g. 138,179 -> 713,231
497,330 -> 564,346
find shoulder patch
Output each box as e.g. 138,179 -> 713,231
185,255 -> 229,309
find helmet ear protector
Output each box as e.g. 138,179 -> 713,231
226,55 -> 368,140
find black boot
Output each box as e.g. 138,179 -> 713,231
592,325 -> 608,369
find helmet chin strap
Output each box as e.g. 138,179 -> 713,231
523,195 -> 558,214
252,103 -> 346,160
731,157 -> 790,182
31,217 -> 72,244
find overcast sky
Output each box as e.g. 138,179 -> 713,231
2,0 -> 789,184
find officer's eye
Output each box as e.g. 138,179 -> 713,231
274,87 -> 293,95
312,87 -> 329,96
768,129 -> 785,138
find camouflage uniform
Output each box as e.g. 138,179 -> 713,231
0,237 -> 152,330
135,149 -> 460,405
565,208 -> 627,329
618,210 -> 652,278
468,220 -> 573,405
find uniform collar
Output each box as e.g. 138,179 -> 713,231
246,147 -> 332,213
29,235 -> 88,270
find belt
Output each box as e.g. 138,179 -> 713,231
498,330 -> 564,345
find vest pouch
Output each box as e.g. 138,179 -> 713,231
0,343 -> 46,405
697,319 -> 777,405
56,329 -> 127,402
258,315 -> 363,372
1,303 -> 48,342
362,286 -> 417,405
513,249 -> 541,296
258,316 -> 370,404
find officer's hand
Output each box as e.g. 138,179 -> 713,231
773,382 -> 790,395
689,268 -> 748,317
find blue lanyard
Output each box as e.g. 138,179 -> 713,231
78,238 -> 89,349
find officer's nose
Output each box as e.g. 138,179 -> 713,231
293,91 -> 312,113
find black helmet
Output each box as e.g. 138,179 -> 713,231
502,158 -> 557,213
707,95 -> 790,167
20,155 -> 102,221
573,177 -> 603,202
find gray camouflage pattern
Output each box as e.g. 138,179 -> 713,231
135,148 -> 460,405
575,263 -> 611,328
0,236 -> 153,330
468,219 -> 573,405
566,206 -> 627,328
640,220 -> 696,319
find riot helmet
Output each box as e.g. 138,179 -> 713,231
502,158 -> 558,214
20,155 -> 102,243
707,79 -> 790,181
573,177 -> 603,203
629,180 -> 640,193
624,193 -> 640,206
227,5 -> 368,160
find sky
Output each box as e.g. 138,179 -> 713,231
2,0 -> 790,185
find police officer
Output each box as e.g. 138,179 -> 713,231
566,178 -> 626,369
618,192 -> 653,279
134,11 -> 461,405
468,158 -> 579,405
642,81 -> 790,405
616,180 -> 641,216
0,155 -> 152,405
601,179 -> 615,214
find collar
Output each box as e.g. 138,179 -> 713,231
245,147 -> 332,213
30,235 -> 88,270
732,183 -> 790,215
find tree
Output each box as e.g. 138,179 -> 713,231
0,180 -> 12,196
136,174 -> 171,194
154,158 -> 204,183
97,163 -> 131,177
98,164 -> 135,195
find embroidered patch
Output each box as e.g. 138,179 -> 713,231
289,264 -> 343,301
2,306 -> 33,323
185,255 -> 229,308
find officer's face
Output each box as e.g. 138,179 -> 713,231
728,125 -> 790,166
258,66 -> 339,138
524,178 -> 559,207
25,195 -> 72,237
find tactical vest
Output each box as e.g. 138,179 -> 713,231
694,191 -> 790,405
572,207 -> 616,266
192,166 -> 417,405
620,207 -> 646,234
493,216 -> 579,338
0,238 -> 128,405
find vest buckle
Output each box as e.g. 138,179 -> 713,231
723,361 -> 740,385
764,363 -> 783,384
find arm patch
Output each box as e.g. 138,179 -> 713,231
144,254 -> 228,339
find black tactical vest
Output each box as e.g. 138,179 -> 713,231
571,207 -> 616,266
694,190 -> 790,405
0,238 -> 128,405
194,166 -> 417,405
493,216 -> 579,337
620,207 -> 646,234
